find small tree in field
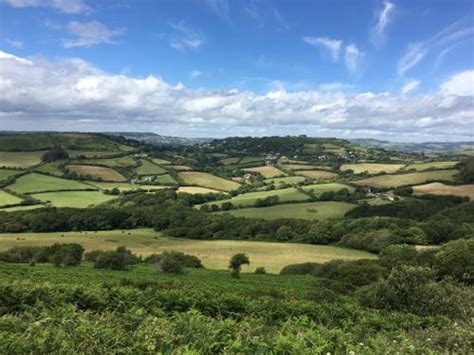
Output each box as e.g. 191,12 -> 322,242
229,253 -> 249,279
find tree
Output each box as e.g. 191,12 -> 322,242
229,253 -> 249,278
41,146 -> 69,162
434,239 -> 474,284
379,244 -> 418,269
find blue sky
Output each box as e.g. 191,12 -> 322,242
0,0 -> 473,141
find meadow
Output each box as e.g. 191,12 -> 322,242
152,158 -> 171,165
353,169 -> 458,188
340,163 -> 405,174
135,159 -> 167,175
177,186 -> 224,194
218,201 -> 356,220
153,174 -> 177,185
178,171 -> 240,191
0,190 -> 23,207
0,151 -> 46,168
66,165 -> 127,182
219,157 -> 240,165
301,183 -> 355,195
33,162 -> 64,176
0,168 -> 22,181
30,190 -> 117,208
404,161 -> 458,171
8,173 -> 92,193
86,181 -> 167,192
165,165 -> 193,171
245,166 -> 285,178
294,170 -> 337,179
0,228 -> 374,272
239,156 -> 263,164
279,163 -> 319,171
79,156 -> 137,168
413,182 -> 474,200
265,175 -> 307,185
0,204 -> 44,212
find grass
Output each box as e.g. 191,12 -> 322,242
154,174 -> 177,185
220,157 -> 240,165
8,173 -> 93,194
0,204 -> 44,212
79,156 -> 137,168
152,158 -> 171,165
245,166 -> 285,178
0,190 -> 23,207
205,187 -> 310,208
404,161 -> 458,171
135,159 -> 167,176
301,183 -> 355,195
239,156 -> 263,164
340,163 -> 405,174
0,169 -> 22,181
33,162 -> 65,176
218,201 -> 357,221
177,186 -> 225,194
413,182 -> 474,200
353,169 -> 458,188
178,172 -> 240,192
31,191 -> 117,208
0,228 -> 375,273
66,165 -> 126,182
279,163 -> 318,171
66,150 -> 122,158
86,181 -> 168,192
265,176 -> 307,185
0,151 -> 46,168
166,165 -> 193,171
294,170 -> 337,180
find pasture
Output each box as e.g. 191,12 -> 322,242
301,183 -> 355,195
178,172 -> 240,192
0,204 -> 44,212
219,201 -> 356,220
66,165 -> 126,182
206,187 -> 310,208
340,163 -> 405,174
413,182 -> 474,200
404,161 -> 457,171
135,160 -> 167,176
245,166 -> 285,178
265,176 -> 307,185
152,158 -> 171,165
0,169 -> 22,181
66,150 -> 120,158
220,157 -> 240,165
33,163 -> 64,176
0,229 -> 374,273
279,163 -> 318,171
31,191 -> 117,208
86,182 -> 167,192
166,165 -> 193,171
0,151 -> 46,168
8,173 -> 92,194
353,169 -> 458,188
294,170 -> 337,180
79,156 -> 137,168
153,174 -> 177,185
177,186 -> 225,194
0,190 -> 23,207
239,156 -> 263,164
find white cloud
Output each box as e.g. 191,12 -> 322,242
0,50 -> 473,141
205,0 -> 231,24
401,79 -> 420,94
63,21 -> 124,48
344,44 -> 363,72
303,36 -> 342,61
372,1 -> 394,44
190,70 -> 203,79
3,0 -> 90,14
440,70 -> 474,96
160,21 -> 206,51
5,39 -> 24,49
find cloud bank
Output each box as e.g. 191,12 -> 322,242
0,50 -> 473,141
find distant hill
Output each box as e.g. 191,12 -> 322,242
351,139 -> 474,155
105,132 -> 212,146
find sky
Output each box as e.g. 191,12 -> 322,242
0,0 -> 473,142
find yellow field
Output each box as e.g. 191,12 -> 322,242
340,163 -> 405,174
177,186 -> 225,194
353,170 -> 458,188
279,163 -> 318,171
166,165 -> 193,171
0,151 -> 46,168
178,172 -> 241,192
220,157 -> 240,165
86,181 -> 168,192
294,170 -> 337,180
404,161 -> 457,171
31,191 -> 117,208
66,165 -> 126,182
413,182 -> 474,200
245,166 -> 285,178
0,229 -> 375,273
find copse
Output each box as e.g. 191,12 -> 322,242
0,243 -> 84,267
229,253 -> 250,278
41,146 -> 69,162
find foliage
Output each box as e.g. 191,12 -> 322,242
434,239 -> 474,284
151,251 -> 203,274
41,146 -> 69,163
93,246 -> 139,270
229,253 -> 250,278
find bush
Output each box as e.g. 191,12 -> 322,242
314,259 -> 387,287
434,239 -> 474,284
339,229 -> 399,253
0,246 -> 45,263
156,251 -> 185,274
279,262 -> 321,276
42,146 -> 69,162
379,244 -> 418,269
229,253 -> 249,279
255,267 -> 267,274
94,246 -> 138,270
0,244 -> 84,267
145,251 -> 202,268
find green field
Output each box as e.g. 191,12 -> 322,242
239,156 -> 263,164
0,168 -> 22,181
152,158 -> 171,164
177,186 -> 224,194
154,174 -> 178,185
353,169 -> 458,188
340,163 -> 405,174
301,183 -> 355,195
79,156 -> 137,168
206,187 -> 310,208
8,173 -> 93,194
33,162 -> 65,176
66,150 -> 122,158
31,191 -> 117,208
166,165 -> 192,171
135,159 -> 167,175
0,204 -> 44,212
179,172 -> 240,192
245,166 -> 285,178
86,181 -> 168,192
279,163 -> 319,171
220,157 -> 240,165
219,201 -> 356,220
66,165 -> 126,182
265,176 -> 307,185
0,190 -> 23,207
0,151 -> 46,168
0,229 -> 374,272
404,161 -> 457,171
294,170 -> 337,180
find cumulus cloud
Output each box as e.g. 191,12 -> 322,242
63,21 -> 125,48
401,79 -> 420,94
3,0 -> 90,14
303,36 -> 342,61
440,70 -> 474,96
0,50 -> 473,141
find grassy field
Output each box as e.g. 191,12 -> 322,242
220,157 -> 240,165
0,190 -> 23,207
154,174 -> 177,185
177,186 -> 225,194
66,150 -> 122,158
279,163 -> 318,171
413,182 -> 474,200
31,191 -> 117,208
353,169 -> 458,188
218,201 -> 356,221
86,181 -> 168,192
294,170 -> 337,180
265,176 -> 307,185
0,204 -> 44,212
301,183 -> 355,195
340,163 -> 405,174
166,165 -> 193,171
135,159 -> 167,176
0,151 -> 46,168
239,156 -> 263,164
178,172 -> 240,192
404,161 -> 457,171
8,173 -> 92,193
0,229 -> 374,272
0,169 -> 22,181
245,166 -> 285,178
152,158 -> 171,165
79,156 -> 137,168
66,165 -> 126,182
33,162 -> 64,176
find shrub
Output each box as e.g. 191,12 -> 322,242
0,246 -> 45,263
279,262 -> 321,275
42,146 -> 69,162
229,253 -> 250,279
94,246 -> 138,270
255,267 -> 267,274
314,259 -> 387,287
339,229 -> 399,253
46,243 -> 84,267
156,251 -> 185,274
434,239 -> 474,284
379,244 -> 418,269
145,251 -> 202,268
